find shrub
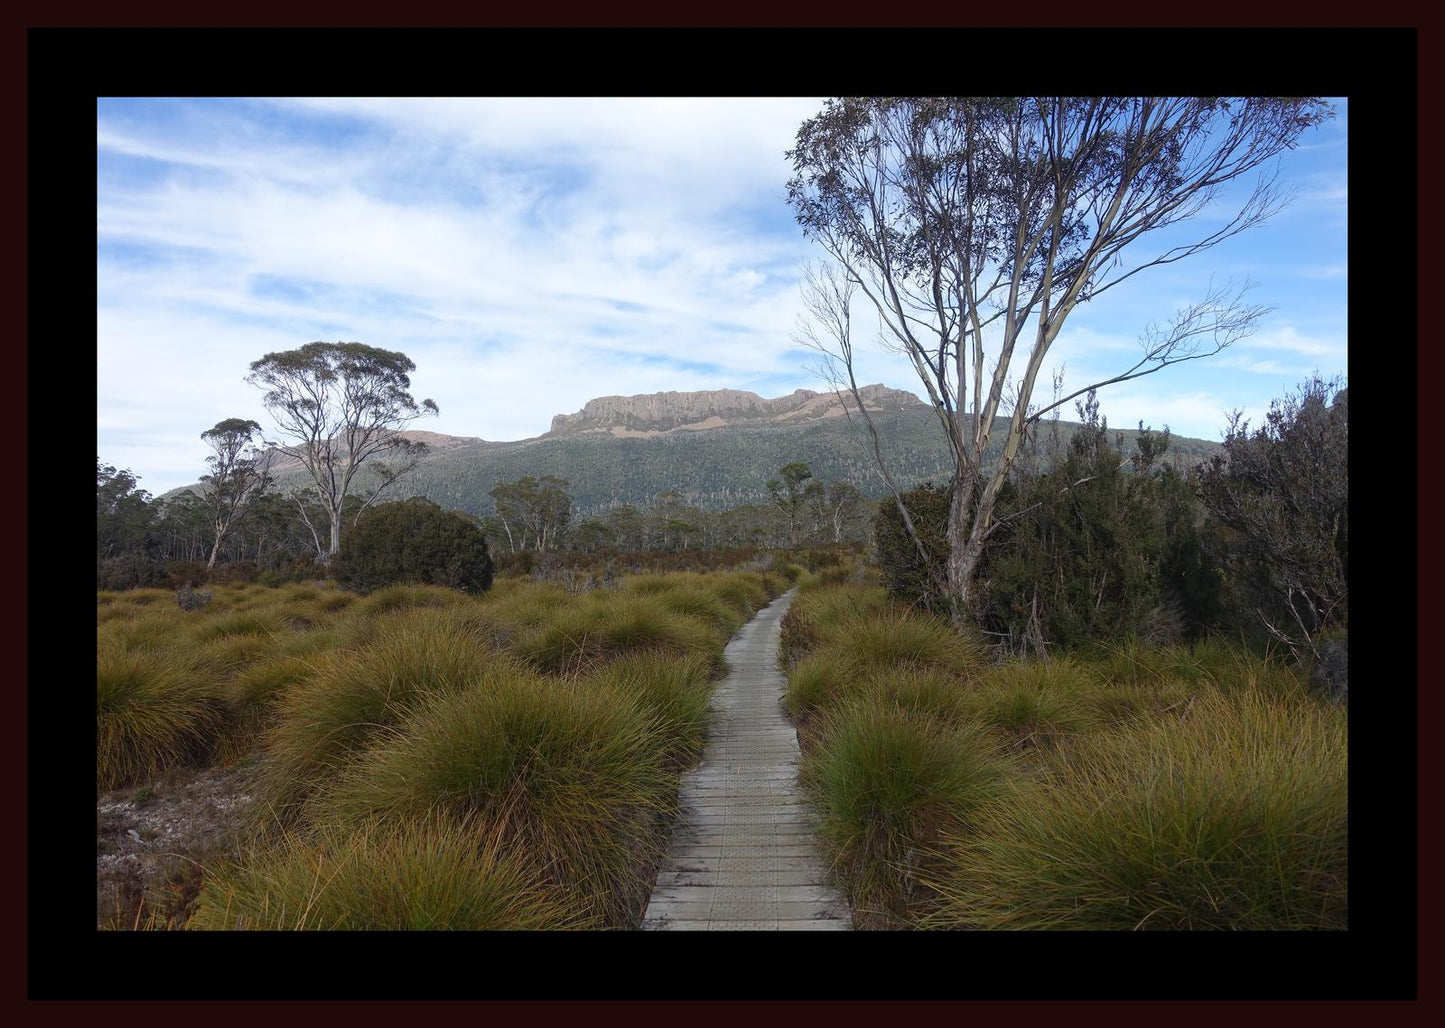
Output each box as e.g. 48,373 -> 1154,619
206,561 -> 260,585
175,585 -> 214,612
333,497 -> 494,595
190,814 -> 584,930
97,553 -> 169,591
917,685 -> 1348,930
871,482 -> 952,616
162,561 -> 212,590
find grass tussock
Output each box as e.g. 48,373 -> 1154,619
189,813 -> 585,930
584,651 -> 718,768
511,592 -> 721,677
313,670 -> 676,926
349,582 -> 474,619
917,685 -> 1347,930
958,658 -> 1100,751
834,610 -> 988,679
257,609 -> 502,824
97,636 -> 225,792
800,697 -> 1012,927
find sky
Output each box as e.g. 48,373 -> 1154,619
97,97 -> 1348,497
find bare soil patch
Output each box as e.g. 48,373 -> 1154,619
96,758 -> 264,929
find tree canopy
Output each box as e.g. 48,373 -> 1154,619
246,341 -> 438,556
788,96 -> 1334,623
199,418 -> 270,567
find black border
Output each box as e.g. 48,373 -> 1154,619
19,22 -> 1421,1007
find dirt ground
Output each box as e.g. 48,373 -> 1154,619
96,759 -> 265,929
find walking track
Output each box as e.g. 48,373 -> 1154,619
641,587 -> 853,930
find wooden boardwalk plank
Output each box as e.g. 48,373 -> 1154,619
641,588 -> 852,931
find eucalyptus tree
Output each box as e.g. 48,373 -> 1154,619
767,461 -> 817,547
245,341 -> 438,557
96,460 -> 155,557
489,475 -> 573,553
199,417 -> 272,567
788,96 -> 1333,624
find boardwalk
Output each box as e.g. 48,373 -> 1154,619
641,587 -> 852,930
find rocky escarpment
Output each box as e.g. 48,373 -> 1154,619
546,384 -> 923,438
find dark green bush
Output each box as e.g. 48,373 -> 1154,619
871,483 -> 952,616
162,560 -> 211,589
97,553 -> 169,591
333,498 -> 494,595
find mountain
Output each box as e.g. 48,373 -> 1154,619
547,384 -> 921,437
166,386 -> 1223,519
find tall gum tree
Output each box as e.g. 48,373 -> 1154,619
246,341 -> 438,557
199,417 -> 271,567
787,96 -> 1334,625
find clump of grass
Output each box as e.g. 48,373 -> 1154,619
800,697 -> 1012,927
707,572 -> 775,615
105,611 -> 184,652
190,634 -> 277,680
257,609 -> 502,824
188,611 -> 289,644
960,658 -> 1099,751
97,636 -> 225,791
115,588 -> 172,608
859,667 -> 975,727
316,590 -> 355,613
511,593 -> 720,677
585,651 -> 718,767
784,650 -> 862,725
349,583 -> 473,619
1086,676 -> 1195,729
650,585 -> 744,639
793,583 -> 892,629
475,583 -> 573,645
189,813 -> 586,930
918,685 -> 1348,930
833,609 -> 986,680
313,670 -> 675,926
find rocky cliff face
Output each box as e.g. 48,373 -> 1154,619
547,384 -> 923,437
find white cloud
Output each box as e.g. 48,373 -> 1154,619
96,96 -> 1347,496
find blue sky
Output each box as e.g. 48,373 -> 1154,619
97,97 -> 1348,497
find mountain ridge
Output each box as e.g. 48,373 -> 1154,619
164,384 -> 1223,519
546,384 -> 923,437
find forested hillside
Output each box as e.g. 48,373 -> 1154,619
169,403 -> 1221,520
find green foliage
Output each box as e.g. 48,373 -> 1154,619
97,553 -> 169,591
1196,375 -> 1348,660
871,482 -> 952,616
97,459 -> 157,558
333,498 -> 494,595
800,697 -> 1012,927
917,685 -> 1348,930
